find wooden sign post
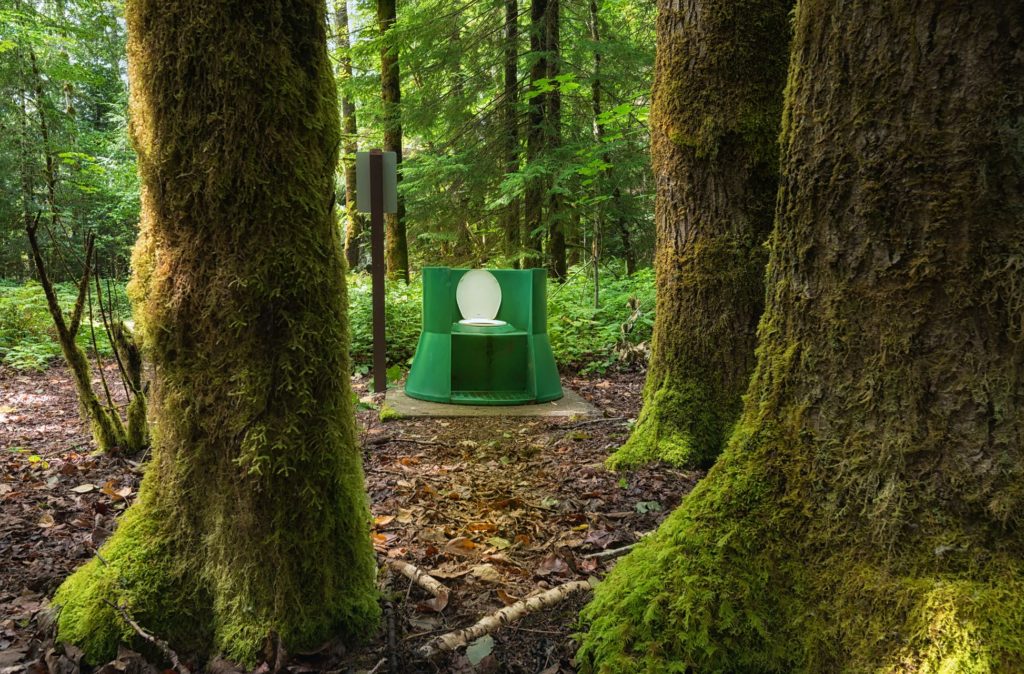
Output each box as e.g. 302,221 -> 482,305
356,150 -> 397,393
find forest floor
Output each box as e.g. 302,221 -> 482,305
0,363 -> 700,674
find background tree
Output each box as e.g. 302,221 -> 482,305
333,0 -> 365,271
53,0 -> 379,663
580,1 -> 1024,671
501,0 -> 520,267
544,0 -> 566,280
377,0 -> 409,281
0,0 -> 138,280
607,0 -> 789,469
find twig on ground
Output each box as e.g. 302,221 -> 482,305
384,601 -> 402,674
103,600 -> 191,674
563,417 -> 627,429
367,657 -> 387,674
418,579 -> 595,659
581,543 -> 638,560
385,557 -> 450,610
365,436 -> 442,447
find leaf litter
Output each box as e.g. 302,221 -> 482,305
0,365 -> 701,673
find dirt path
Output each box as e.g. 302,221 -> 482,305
0,365 -> 700,673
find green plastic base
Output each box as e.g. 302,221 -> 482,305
405,267 -> 563,406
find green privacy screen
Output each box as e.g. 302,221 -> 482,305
404,267 -> 563,405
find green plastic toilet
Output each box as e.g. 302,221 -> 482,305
405,267 -> 563,405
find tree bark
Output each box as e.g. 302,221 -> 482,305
608,0 -> 789,469
582,2 -> 1024,672
377,0 -> 410,282
502,0 -> 521,268
588,0 -> 634,278
523,0 -> 547,268
333,0 -> 364,272
544,0 -> 566,281
53,0 -> 379,664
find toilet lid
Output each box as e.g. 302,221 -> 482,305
456,270 -> 502,322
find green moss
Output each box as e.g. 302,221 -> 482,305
607,379 -> 726,469
378,404 -> 403,421
582,421 -> 1024,674
54,496 -> 210,662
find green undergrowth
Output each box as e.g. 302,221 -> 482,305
4,268 -> 654,374
0,280 -> 126,370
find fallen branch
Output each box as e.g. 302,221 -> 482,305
103,600 -> 191,674
563,417 -> 627,429
365,436 -> 442,447
386,559 -> 449,601
418,579 -> 595,659
581,543 -> 638,560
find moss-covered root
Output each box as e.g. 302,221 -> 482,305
53,499 -> 208,663
54,479 -> 381,665
606,378 -> 726,470
579,446 -> 1024,673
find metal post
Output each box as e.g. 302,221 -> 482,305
370,149 -> 387,393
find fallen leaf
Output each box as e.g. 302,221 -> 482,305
466,635 -> 494,666
373,514 -> 395,528
470,563 -> 501,583
37,513 -> 55,528
535,553 -> 570,577
486,536 -> 511,550
445,537 -> 477,557
496,588 -> 518,605
430,565 -> 471,579
70,484 -> 96,494
417,589 -> 449,613
100,481 -> 132,502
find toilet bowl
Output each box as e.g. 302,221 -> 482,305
456,269 -> 507,327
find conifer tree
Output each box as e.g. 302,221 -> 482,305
581,2 -> 1024,671
608,0 -> 789,468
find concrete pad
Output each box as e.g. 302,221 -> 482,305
384,385 -> 598,418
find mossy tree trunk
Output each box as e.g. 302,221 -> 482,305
607,0 -> 790,469
334,0 -> 364,271
378,0 -> 410,282
54,0 -> 379,665
581,2 -> 1024,672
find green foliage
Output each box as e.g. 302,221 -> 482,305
3,269 -> 654,375
0,0 -> 137,281
546,267 -> 655,373
0,280 -> 124,370
347,273 -> 423,371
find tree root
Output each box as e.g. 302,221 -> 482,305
103,600 -> 190,674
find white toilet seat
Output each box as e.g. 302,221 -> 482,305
457,270 -> 506,327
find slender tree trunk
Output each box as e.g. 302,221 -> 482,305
583,2 -> 1024,672
378,0 -> 410,282
54,0 -> 379,664
523,0 -> 547,268
544,0 -> 566,280
502,0 -> 521,268
587,0 -> 634,277
334,0 -> 364,271
607,0 -> 789,469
